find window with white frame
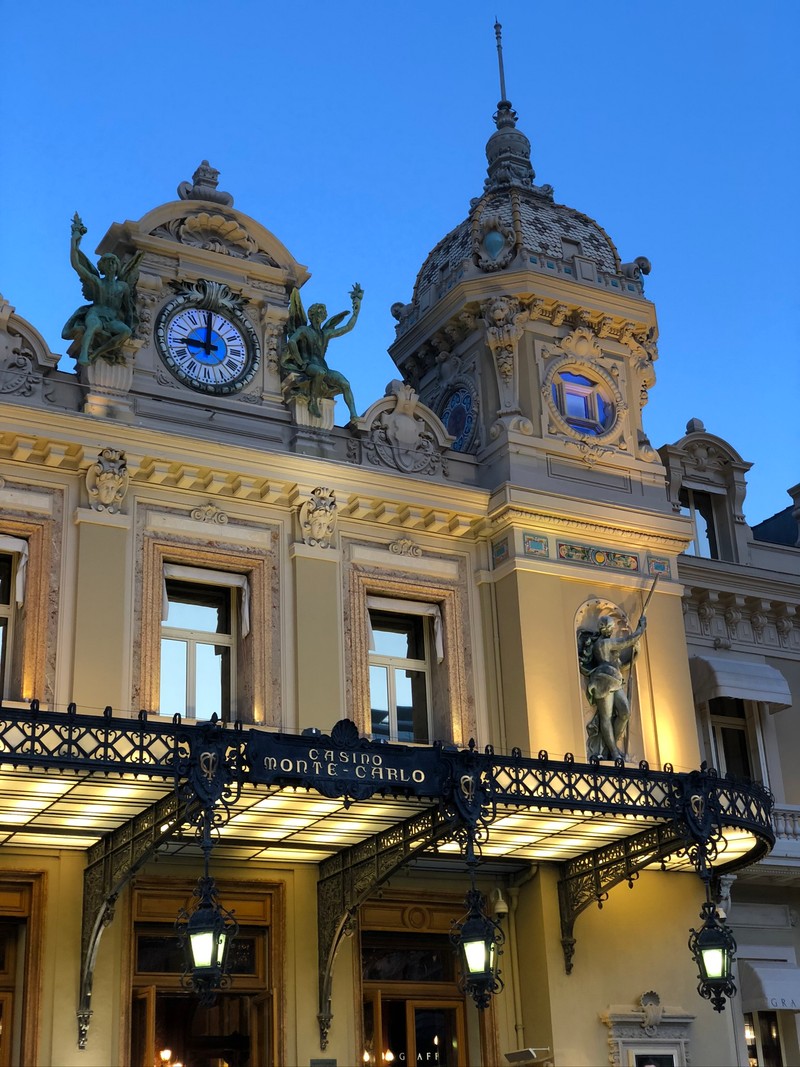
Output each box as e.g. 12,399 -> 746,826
678,487 -> 721,559
0,540 -> 28,701
551,370 -> 614,436
707,697 -> 766,784
160,565 -> 250,721
744,1010 -> 785,1067
367,598 -> 443,744
0,553 -> 14,700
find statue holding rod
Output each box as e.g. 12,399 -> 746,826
578,576 -> 659,761
282,284 -> 363,422
62,213 -> 143,366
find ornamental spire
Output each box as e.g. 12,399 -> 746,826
494,19 -> 508,103
484,21 -> 536,191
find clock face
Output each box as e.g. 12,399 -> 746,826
155,297 -> 260,395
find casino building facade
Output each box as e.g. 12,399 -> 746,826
0,53 -> 797,1067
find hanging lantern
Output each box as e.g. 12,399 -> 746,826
451,887 -> 504,1009
688,898 -> 737,1012
176,874 -> 239,1006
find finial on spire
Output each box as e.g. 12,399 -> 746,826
494,20 -> 508,103
484,20 -> 537,192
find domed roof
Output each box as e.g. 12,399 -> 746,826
410,90 -> 623,309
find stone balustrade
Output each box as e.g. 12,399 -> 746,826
772,806 -> 800,842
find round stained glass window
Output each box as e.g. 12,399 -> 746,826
441,386 -> 477,452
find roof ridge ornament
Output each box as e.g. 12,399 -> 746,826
178,160 -> 234,208
484,22 -> 536,192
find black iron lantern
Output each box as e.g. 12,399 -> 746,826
688,897 -> 737,1012
176,873 -> 239,1006
451,886 -> 504,1009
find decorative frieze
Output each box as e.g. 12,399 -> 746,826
683,585 -> 799,654
523,533 -> 548,558
558,542 -> 639,572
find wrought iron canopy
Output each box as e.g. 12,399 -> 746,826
0,703 -> 775,1050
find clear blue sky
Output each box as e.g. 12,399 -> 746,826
2,1 -> 797,525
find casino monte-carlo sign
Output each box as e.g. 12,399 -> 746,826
246,719 -> 450,800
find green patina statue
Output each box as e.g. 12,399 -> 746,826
62,213 -> 143,366
282,284 -> 363,421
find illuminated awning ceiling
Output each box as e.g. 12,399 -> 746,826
0,767 -> 765,874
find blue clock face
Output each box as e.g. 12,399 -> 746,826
164,308 -> 249,391
155,293 -> 261,396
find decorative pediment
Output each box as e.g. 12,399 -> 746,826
150,211 -> 279,266
356,380 -> 454,476
0,298 -> 58,405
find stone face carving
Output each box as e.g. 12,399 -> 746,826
300,487 -> 337,549
363,380 -> 444,475
86,448 -> 129,514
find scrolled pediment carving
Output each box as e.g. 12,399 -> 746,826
359,380 -> 453,476
151,211 -> 279,267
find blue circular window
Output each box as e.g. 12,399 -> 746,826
441,387 -> 477,452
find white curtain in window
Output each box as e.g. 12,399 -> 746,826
162,564 -> 251,637
0,536 -> 29,606
366,596 -> 444,663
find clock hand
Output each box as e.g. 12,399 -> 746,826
204,312 -> 213,356
180,334 -> 218,353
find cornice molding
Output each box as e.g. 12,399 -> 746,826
487,503 -> 689,552
678,555 -> 800,603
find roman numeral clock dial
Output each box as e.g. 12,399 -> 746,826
155,287 -> 260,396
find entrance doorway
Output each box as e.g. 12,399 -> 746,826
364,994 -> 466,1066
362,929 -> 469,1066
130,880 -> 279,1067
131,989 -> 272,1067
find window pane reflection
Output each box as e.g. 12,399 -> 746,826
160,639 -> 187,716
